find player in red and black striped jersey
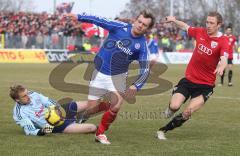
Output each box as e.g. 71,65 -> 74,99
157,12 -> 229,140
219,26 -> 237,86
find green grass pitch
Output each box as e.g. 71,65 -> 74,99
0,63 -> 240,156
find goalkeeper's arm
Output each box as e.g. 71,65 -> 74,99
15,117 -> 54,136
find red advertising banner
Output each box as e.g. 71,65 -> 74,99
0,49 -> 48,63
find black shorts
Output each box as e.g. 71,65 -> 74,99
52,102 -> 78,133
228,59 -> 233,65
172,78 -> 214,103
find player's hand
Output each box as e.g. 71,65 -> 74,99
164,16 -> 176,23
125,85 -> 137,99
214,67 -> 224,76
42,124 -> 54,134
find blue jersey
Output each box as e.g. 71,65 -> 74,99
147,39 -> 159,54
77,13 -> 150,90
13,91 -> 56,135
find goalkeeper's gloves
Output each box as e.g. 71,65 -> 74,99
37,124 -> 54,136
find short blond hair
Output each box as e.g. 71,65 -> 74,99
9,84 -> 26,100
208,11 -> 223,24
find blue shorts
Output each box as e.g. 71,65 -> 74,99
52,102 -> 78,133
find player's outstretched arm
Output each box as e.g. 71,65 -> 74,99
165,16 -> 189,31
65,13 -> 127,31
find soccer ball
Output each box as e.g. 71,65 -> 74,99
45,105 -> 66,126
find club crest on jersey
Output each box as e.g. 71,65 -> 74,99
135,43 -> 140,49
211,41 -> 218,48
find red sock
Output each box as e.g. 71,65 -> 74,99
96,109 -> 118,135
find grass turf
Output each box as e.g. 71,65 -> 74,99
0,63 -> 239,156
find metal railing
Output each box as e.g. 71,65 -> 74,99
0,33 -> 195,52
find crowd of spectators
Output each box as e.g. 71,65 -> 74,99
154,21 -> 192,52
0,12 -> 239,52
116,17 -> 196,52
0,12 -> 84,49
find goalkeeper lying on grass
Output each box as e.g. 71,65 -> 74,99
10,84 -> 101,136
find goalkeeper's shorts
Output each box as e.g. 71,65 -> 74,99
52,102 -> 78,133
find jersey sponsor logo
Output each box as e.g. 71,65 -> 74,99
135,43 -> 140,49
35,106 -> 44,118
198,44 -> 213,55
211,41 -> 218,48
104,39 -> 133,55
116,40 -> 133,55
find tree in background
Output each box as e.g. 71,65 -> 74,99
119,0 -> 240,35
0,0 -> 34,12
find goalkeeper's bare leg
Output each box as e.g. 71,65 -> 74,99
54,101 -> 98,134
63,123 -> 97,134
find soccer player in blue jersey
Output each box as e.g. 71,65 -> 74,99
147,33 -> 159,66
67,10 -> 155,144
11,84 -> 96,136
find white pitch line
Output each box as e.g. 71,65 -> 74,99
211,96 -> 240,100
